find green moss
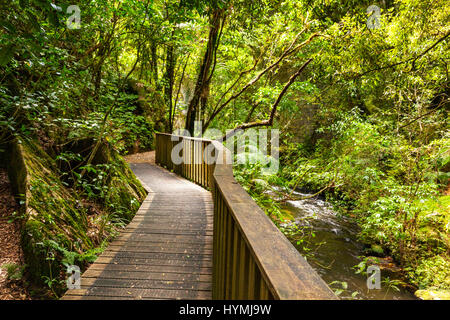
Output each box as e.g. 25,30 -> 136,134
102,156 -> 146,221
5,139 -> 27,202
408,255 -> 450,290
18,139 -> 92,288
279,208 -> 295,222
22,219 -> 52,283
10,137 -> 146,294
370,244 -> 385,255
415,289 -> 450,300
416,196 -> 450,232
75,140 -> 147,222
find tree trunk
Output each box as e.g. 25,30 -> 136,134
164,42 -> 176,133
151,42 -> 159,89
185,9 -> 224,136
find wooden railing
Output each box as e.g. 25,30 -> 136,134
155,133 -> 337,300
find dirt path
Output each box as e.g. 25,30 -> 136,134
123,151 -> 155,164
0,169 -> 30,300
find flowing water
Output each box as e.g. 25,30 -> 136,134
280,190 -> 416,300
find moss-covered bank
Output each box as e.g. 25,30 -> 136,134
3,137 -> 146,296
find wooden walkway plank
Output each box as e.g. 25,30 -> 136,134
62,163 -> 213,300
85,264 -> 213,275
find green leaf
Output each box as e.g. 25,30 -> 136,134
0,44 -> 15,66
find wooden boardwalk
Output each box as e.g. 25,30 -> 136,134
63,163 -> 213,300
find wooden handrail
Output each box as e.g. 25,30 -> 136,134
155,133 -> 337,300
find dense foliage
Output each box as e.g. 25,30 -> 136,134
0,0 -> 448,298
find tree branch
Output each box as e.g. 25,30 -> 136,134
205,32 -> 321,129
350,30 -> 450,79
222,58 -> 313,141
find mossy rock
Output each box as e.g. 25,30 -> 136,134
5,138 -> 27,207
21,219 -> 52,282
370,244 -> 384,255
279,209 -> 295,222
8,138 -> 91,286
5,137 -> 146,288
415,289 -> 450,300
61,137 -> 147,210
127,78 -> 167,132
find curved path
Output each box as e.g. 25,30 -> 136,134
63,162 -> 213,300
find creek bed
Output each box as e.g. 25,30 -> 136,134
280,191 -> 416,300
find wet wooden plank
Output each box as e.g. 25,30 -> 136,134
106,244 -> 213,254
113,233 -> 212,242
82,269 -> 212,282
86,263 -> 212,275
120,228 -> 213,235
64,287 -> 211,300
92,256 -> 210,267
99,251 -> 212,261
80,278 -> 212,291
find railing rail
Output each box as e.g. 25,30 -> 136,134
155,133 -> 337,300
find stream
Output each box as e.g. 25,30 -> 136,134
279,190 -> 417,300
